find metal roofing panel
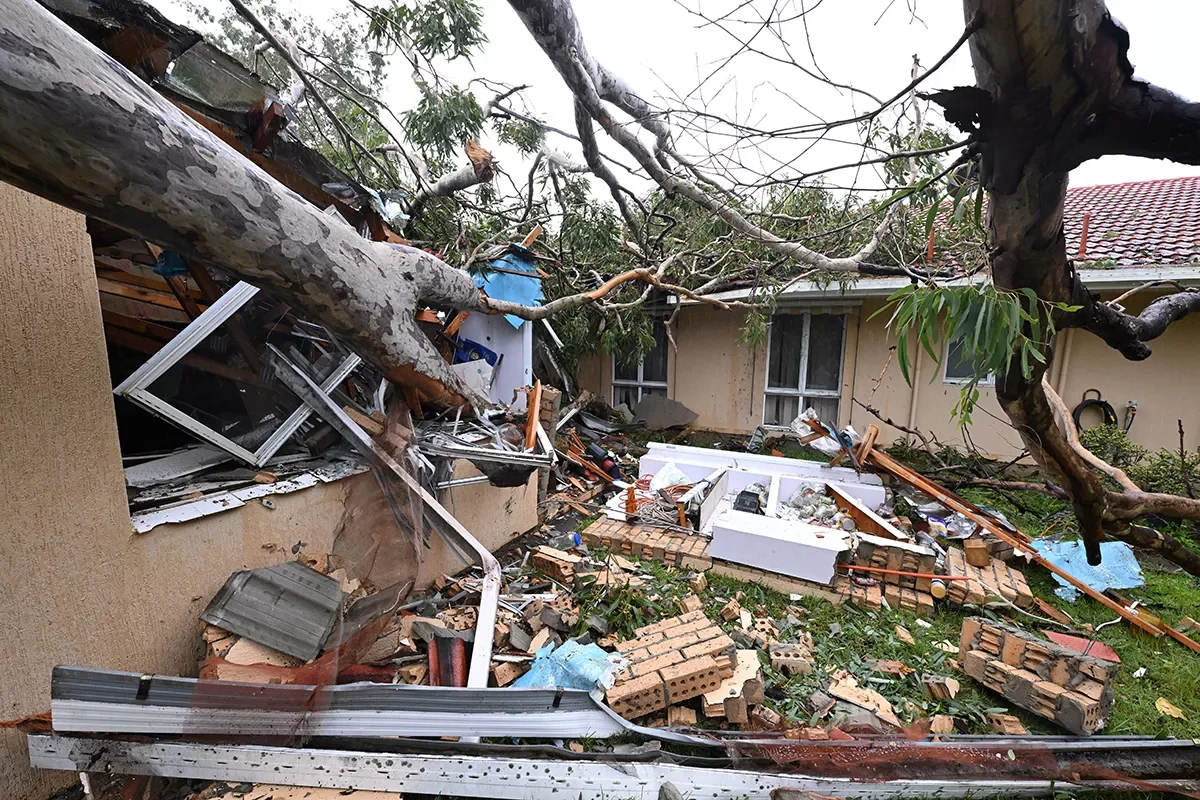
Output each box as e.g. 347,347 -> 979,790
200,562 -> 344,661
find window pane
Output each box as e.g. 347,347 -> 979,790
614,357 -> 639,382
640,386 -> 667,399
767,315 -> 804,389
805,314 -> 844,391
805,396 -> 839,425
641,319 -> 669,383
613,385 -> 638,409
945,339 -> 973,380
763,393 -> 800,427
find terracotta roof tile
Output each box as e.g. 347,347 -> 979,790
1065,175 -> 1200,267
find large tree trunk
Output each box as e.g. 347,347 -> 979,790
0,0 -> 495,408
950,0 -> 1200,567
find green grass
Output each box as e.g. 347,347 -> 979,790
551,494 -> 1200,739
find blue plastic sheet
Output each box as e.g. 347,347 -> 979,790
512,640 -> 622,697
474,250 -> 542,329
1031,539 -> 1144,602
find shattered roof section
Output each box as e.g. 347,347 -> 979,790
39,0 -> 201,79
1065,175 -> 1200,268
39,0 -> 381,226
161,39 -> 277,114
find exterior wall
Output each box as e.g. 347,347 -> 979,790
669,307 -> 764,433
576,293 -> 1197,458
1055,293 -> 1200,452
579,305 -> 858,433
0,185 -> 336,799
847,299 -> 1024,456
0,184 -> 537,800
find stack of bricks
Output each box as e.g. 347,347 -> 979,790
945,547 -> 1034,608
959,617 -> 1114,735
605,610 -> 735,720
843,533 -> 938,616
581,517 -> 712,571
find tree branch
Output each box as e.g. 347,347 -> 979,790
1076,287 -> 1200,360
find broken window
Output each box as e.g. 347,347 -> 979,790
763,312 -> 845,427
114,281 -> 365,467
612,318 -> 669,408
944,339 -> 996,385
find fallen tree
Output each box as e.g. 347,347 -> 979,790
499,0 -> 1200,574
0,0 -> 666,410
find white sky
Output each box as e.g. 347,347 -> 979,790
164,0 -> 1200,192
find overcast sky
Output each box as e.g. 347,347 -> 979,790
167,0 -> 1200,191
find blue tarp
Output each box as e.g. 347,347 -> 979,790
474,249 -> 542,329
512,640 -> 621,697
1031,539 -> 1145,602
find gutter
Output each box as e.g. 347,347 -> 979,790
686,265 -> 1200,305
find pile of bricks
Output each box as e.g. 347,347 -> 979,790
581,517 -> 712,571
855,534 -> 936,591
835,574 -> 934,617
945,548 -> 1034,608
530,546 -> 580,582
605,610 -> 735,719
960,617 -> 1114,735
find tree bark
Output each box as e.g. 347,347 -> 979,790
947,0 -> 1200,571
0,0 -> 493,407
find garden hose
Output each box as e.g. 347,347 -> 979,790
1072,388 -> 1119,431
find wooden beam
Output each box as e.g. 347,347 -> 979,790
104,325 -> 274,390
97,276 -> 208,313
101,309 -> 182,342
862,446 -> 1166,640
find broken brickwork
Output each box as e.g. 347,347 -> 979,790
960,617 -> 1114,734
605,610 -> 735,719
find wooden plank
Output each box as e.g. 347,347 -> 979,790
827,483 -> 909,541
864,447 -> 1165,639
526,380 -> 543,450
97,276 -> 208,312
854,423 -> 880,463
96,265 -> 205,299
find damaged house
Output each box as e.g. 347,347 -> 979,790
579,176 -> 1200,457
0,3 -> 542,796
3,0 -> 1200,799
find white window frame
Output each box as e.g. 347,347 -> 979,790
761,311 -> 847,428
942,339 -> 996,386
612,321 -> 669,405
113,281 -> 362,467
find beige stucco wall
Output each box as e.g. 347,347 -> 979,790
579,305 -> 859,433
1055,294 -> 1200,452
0,184 -> 536,800
578,293 -> 1198,458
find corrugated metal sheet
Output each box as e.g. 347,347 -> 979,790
200,562 -> 344,661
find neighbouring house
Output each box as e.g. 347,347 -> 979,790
579,176 -> 1200,458
0,4 -> 537,799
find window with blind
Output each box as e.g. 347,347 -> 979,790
612,318 -> 669,407
763,312 -> 846,426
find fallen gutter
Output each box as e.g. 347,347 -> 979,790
49,666 -> 718,747
28,735 -> 1095,799
268,347 -> 500,689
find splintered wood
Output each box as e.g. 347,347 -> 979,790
945,547 -> 1033,608
605,610 -> 735,720
960,617 -> 1114,735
